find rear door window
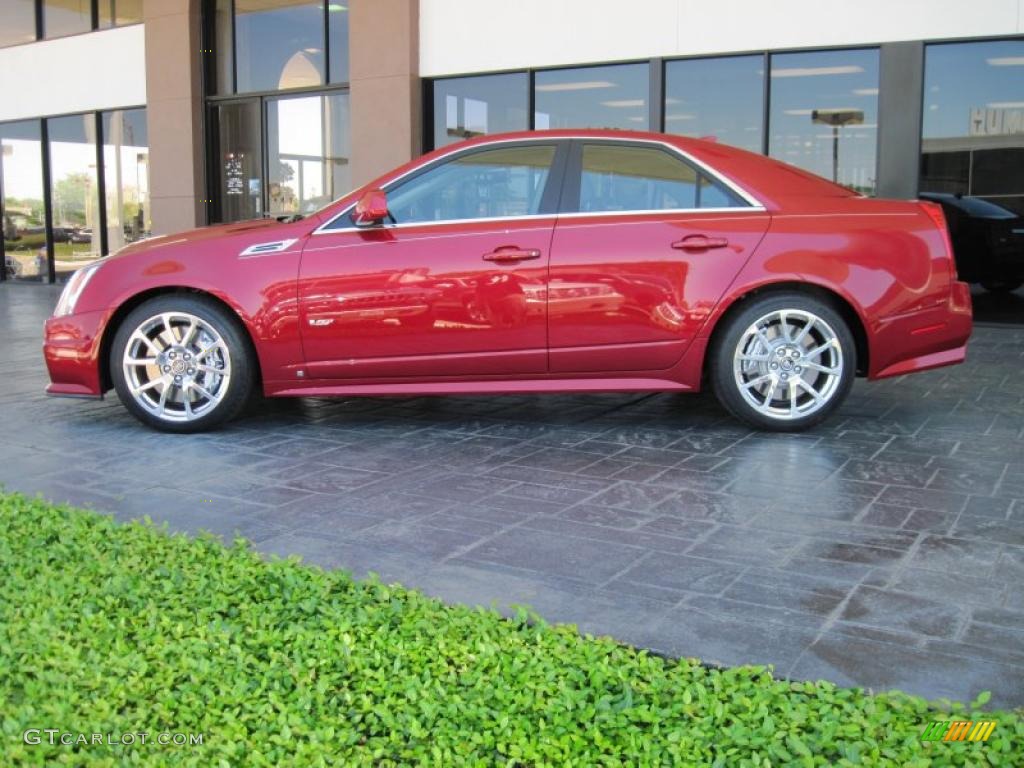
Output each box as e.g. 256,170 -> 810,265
575,143 -> 745,213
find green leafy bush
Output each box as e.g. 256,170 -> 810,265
1,492 -> 1020,766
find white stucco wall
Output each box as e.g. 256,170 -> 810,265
0,25 -> 146,122
420,0 -> 1024,76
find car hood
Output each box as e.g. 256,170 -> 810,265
106,218 -> 296,262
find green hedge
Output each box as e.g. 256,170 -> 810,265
0,492 -> 1020,766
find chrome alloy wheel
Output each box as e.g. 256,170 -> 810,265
732,309 -> 844,421
122,312 -> 232,423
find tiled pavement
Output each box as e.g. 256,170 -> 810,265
2,283 -> 1023,707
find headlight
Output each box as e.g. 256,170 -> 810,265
54,262 -> 102,317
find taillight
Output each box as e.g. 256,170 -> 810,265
918,200 -> 955,264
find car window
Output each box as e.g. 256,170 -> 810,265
948,196 -> 1016,220
578,143 -> 744,212
385,145 -> 557,225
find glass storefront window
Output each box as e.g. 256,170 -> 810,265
664,55 -> 764,153
98,0 -> 143,27
267,92 -> 350,216
1,121 -> 46,282
921,40 -> 1024,215
0,1 -> 37,48
535,63 -> 649,130
432,73 -> 529,149
235,0 -> 324,93
769,48 -> 879,195
47,114 -> 102,280
43,0 -> 92,39
214,101 -> 263,222
327,2 -> 349,84
102,109 -> 149,253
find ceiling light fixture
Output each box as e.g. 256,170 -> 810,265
535,81 -> 616,92
771,65 -> 864,78
986,56 -> 1024,66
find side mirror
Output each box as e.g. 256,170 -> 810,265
352,188 -> 389,227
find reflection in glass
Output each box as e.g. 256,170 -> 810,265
769,49 -> 879,195
43,0 -> 92,39
432,73 -> 529,149
0,1 -> 37,48
385,145 -> 556,225
1,121 -> 46,282
580,144 -> 698,212
328,2 -> 349,83
664,56 -> 764,152
99,0 -> 143,27
577,144 -> 741,212
267,93 -> 350,216
48,114 -> 102,280
535,64 -> 649,130
215,101 -> 263,222
921,40 -> 1024,215
102,109 -> 149,253
235,0 -> 323,93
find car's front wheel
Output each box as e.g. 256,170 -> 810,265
110,295 -> 256,432
709,293 -> 856,431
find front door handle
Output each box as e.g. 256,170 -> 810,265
483,246 -> 542,263
672,235 -> 729,252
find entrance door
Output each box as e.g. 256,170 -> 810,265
211,99 -> 263,222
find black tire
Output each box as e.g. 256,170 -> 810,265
709,292 -> 856,432
980,279 -> 1023,294
110,294 -> 256,433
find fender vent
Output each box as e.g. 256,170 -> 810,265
239,238 -> 298,257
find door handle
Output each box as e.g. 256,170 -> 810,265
672,235 -> 729,252
482,247 -> 542,263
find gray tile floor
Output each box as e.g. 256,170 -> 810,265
3,283 -> 1023,707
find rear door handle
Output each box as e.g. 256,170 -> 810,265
672,235 -> 729,252
483,247 -> 542,263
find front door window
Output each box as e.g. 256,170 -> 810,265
385,144 -> 557,225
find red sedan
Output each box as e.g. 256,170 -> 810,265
44,130 -> 972,432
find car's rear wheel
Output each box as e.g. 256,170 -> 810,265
110,295 -> 255,432
709,293 -> 856,431
980,279 -> 1023,293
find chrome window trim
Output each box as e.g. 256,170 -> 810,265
558,206 -> 765,219
310,135 -> 764,236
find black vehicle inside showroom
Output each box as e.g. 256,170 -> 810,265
919,192 -> 1024,293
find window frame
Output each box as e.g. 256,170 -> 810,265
207,0 -> 350,97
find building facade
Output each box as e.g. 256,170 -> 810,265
1,0 -> 1022,284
